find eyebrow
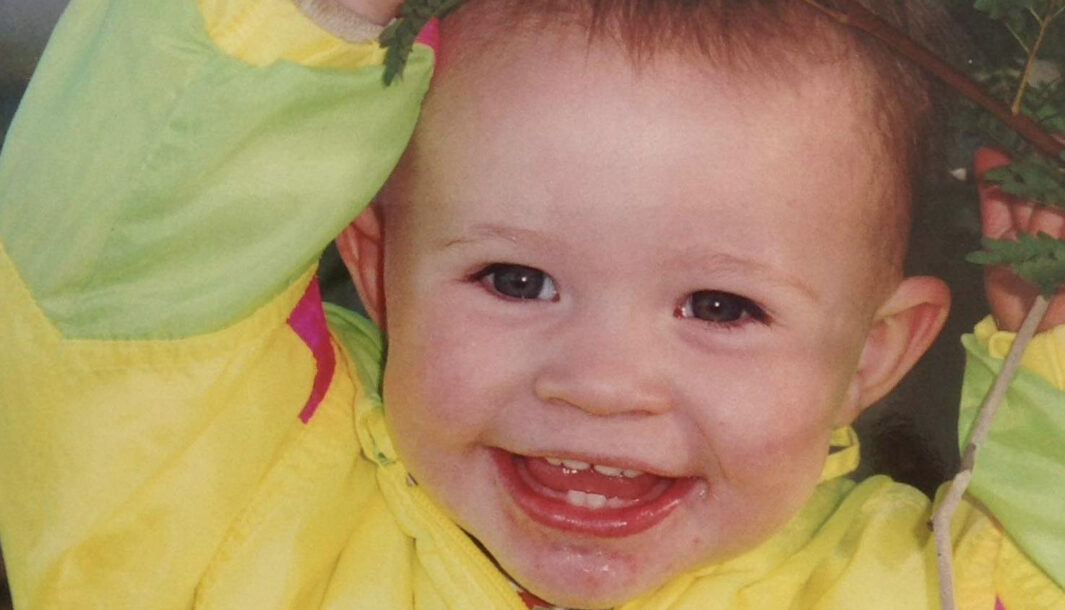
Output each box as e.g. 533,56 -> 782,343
439,223 -> 563,250
675,250 -> 821,304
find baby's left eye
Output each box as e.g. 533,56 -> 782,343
677,291 -> 769,325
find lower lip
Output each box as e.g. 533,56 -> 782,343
492,450 -> 699,538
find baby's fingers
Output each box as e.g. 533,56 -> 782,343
974,147 -> 1017,239
973,147 -> 1065,331
1027,205 -> 1065,240
974,146 -> 1065,239
1011,201 -> 1037,234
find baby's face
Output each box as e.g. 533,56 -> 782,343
376,33 -> 895,608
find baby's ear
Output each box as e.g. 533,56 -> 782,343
335,204 -> 386,327
839,277 -> 951,424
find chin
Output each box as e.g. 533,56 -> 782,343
503,545 -> 656,610
481,502 -> 710,610
477,488 -> 792,610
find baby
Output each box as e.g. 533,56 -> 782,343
336,0 -> 1064,606
0,0 -> 1063,608
343,0 -> 955,604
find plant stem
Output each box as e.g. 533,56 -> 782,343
930,295 -> 1051,610
801,0 -> 1065,165
924,1 -> 1055,604
1052,3 -> 1065,22
1005,23 -> 1031,55
797,3 -> 1063,608
1011,2 -> 1060,115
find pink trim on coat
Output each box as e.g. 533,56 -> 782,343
287,277 -> 336,423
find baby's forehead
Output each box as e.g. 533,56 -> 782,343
406,63 -> 893,258
431,3 -> 896,150
421,27 -> 893,185
398,7 -> 910,279
432,1 -> 922,181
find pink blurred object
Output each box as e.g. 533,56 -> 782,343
415,17 -> 440,54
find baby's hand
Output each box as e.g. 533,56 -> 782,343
332,0 -> 404,24
975,147 -> 1065,333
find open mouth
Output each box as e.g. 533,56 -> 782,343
492,449 -> 698,537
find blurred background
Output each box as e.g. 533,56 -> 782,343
0,1 -> 1061,608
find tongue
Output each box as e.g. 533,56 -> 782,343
522,457 -> 667,499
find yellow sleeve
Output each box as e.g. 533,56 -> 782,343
973,315 -> 1065,391
0,0 -> 432,607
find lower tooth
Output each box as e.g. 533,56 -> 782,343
564,490 -> 609,509
585,493 -> 607,509
566,490 -> 587,507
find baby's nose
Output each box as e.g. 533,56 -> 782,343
532,316 -> 673,417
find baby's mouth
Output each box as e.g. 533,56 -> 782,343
493,449 -> 699,537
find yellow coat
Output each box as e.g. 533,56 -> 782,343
1,0 -> 1064,607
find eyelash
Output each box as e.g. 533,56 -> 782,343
676,290 -> 771,328
468,263 -> 771,328
470,263 -> 559,302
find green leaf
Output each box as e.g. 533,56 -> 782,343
1028,79 -> 1065,135
974,0 -> 1039,37
380,0 -> 472,85
381,15 -> 421,85
974,0 -> 1037,18
967,233 -> 1065,295
949,64 -> 1057,157
972,0 -> 1065,58
982,154 -> 1065,210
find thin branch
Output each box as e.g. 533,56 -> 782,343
1051,3 -> 1065,23
931,469 -> 969,610
797,3 -> 1064,609
930,295 -> 1052,610
801,0 -> 1065,165
1012,4 -> 1058,114
1005,23 -> 1031,55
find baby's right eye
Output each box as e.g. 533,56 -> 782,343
472,263 -> 559,302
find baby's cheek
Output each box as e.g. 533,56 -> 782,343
714,391 -> 836,498
744,427 -> 827,481
733,411 -> 834,475
406,314 -> 528,436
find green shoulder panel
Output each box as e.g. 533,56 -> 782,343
0,0 -> 432,340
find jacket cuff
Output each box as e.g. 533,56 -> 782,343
199,0 -> 386,68
291,0 -> 387,42
973,315 -> 1065,391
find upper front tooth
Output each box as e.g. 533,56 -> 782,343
622,469 -> 643,478
545,457 -> 563,466
593,465 -> 624,477
561,459 -> 590,471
